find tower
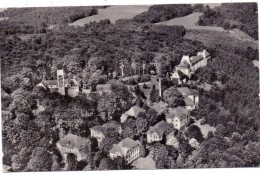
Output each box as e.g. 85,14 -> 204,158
159,77 -> 162,98
57,69 -> 65,95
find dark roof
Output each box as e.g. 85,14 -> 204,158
91,122 -> 121,134
42,80 -> 58,86
147,120 -> 173,137
58,133 -> 90,150
166,106 -> 188,121
190,55 -> 204,65
177,61 -> 190,68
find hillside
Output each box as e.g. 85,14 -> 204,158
70,5 -> 151,26
0,7 -> 100,26
197,3 -> 258,40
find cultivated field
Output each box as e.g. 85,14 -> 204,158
70,5 -> 151,26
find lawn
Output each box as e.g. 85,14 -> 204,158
70,5 -> 151,26
192,118 -> 216,138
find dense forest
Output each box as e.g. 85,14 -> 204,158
1,3 -> 260,171
197,3 -> 258,40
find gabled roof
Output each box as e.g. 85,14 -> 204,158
109,138 -> 140,155
166,106 -> 188,117
177,87 -> 192,95
177,87 -> 198,96
184,96 -> 195,106
147,120 -> 173,137
58,133 -> 90,150
91,122 -> 121,134
177,60 -> 190,68
190,55 -> 204,65
166,106 -> 188,121
125,106 -> 145,117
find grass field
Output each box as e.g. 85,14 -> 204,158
155,12 -> 224,31
156,12 -> 257,43
70,5 -> 151,26
193,119 -> 216,138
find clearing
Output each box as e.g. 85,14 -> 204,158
192,118 -> 216,138
156,12 -> 257,43
155,12 -> 224,31
70,5 -> 151,26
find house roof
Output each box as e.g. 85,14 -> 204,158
190,55 -> 204,65
42,80 -> 58,86
177,60 -> 190,68
91,122 -> 121,134
125,106 -> 145,117
184,96 -> 195,106
109,138 -> 140,155
166,106 -> 188,119
58,133 -> 90,150
96,84 -> 111,91
151,101 -> 168,113
147,120 -> 173,137
177,87 -> 198,96
177,87 -> 192,95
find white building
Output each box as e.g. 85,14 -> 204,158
177,87 -> 199,110
147,120 -> 174,143
90,122 -> 122,147
171,50 -> 210,84
56,133 -> 91,161
37,69 -> 81,97
109,138 -> 141,164
166,106 -> 189,130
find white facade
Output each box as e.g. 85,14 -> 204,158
147,132 -> 161,143
56,142 -> 86,161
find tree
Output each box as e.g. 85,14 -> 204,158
150,85 -> 159,103
64,153 -> 77,171
185,125 -> 205,143
163,86 -> 185,107
99,157 -> 113,170
27,147 -> 52,171
155,146 -> 170,169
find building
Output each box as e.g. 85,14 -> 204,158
120,106 -> 145,123
82,84 -> 112,95
37,69 -> 81,97
166,106 -> 189,130
147,120 -> 174,143
171,50 -> 210,84
177,87 -> 199,110
56,133 -> 91,161
90,122 -> 122,146
109,138 -> 141,164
